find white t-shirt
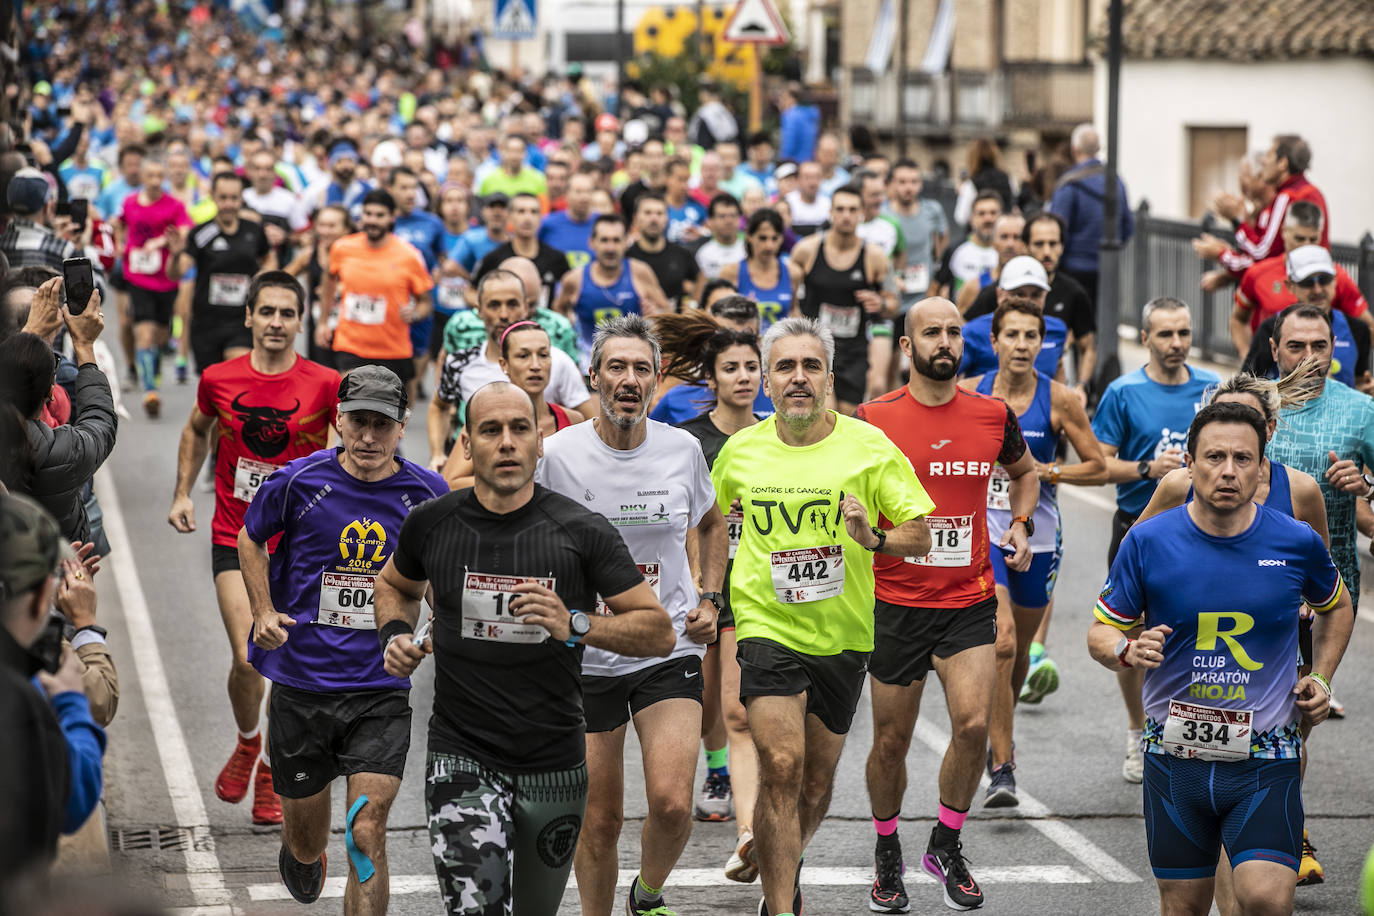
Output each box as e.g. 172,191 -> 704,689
244,186 -> 310,232
450,344 -> 588,409
948,240 -> 999,297
785,190 -> 832,229
536,420 -> 716,677
695,237 -> 747,281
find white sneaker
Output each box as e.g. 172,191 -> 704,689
725,830 -> 758,883
1122,732 -> 1143,783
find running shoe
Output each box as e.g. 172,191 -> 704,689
1019,654 -> 1060,704
123,366 -> 139,393
922,827 -> 984,910
1298,830 -> 1324,886
869,841 -> 908,913
984,763 -> 1018,808
142,390 -> 161,419
214,734 -> 259,803
694,771 -> 734,822
252,762 -> 283,825
983,743 -> 1015,778
1122,733 -> 1143,784
725,830 -> 759,883
756,861 -> 803,915
625,874 -> 676,915
1327,692 -> 1345,719
175,355 -> 188,384
278,845 -> 326,904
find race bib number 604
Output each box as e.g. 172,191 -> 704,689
317,572 -> 377,629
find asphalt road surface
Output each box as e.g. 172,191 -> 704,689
82,352 -> 1373,916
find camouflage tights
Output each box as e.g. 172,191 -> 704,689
426,752 -> 588,916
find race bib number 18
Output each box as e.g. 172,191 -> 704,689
906,516 -> 974,567
770,545 -> 845,603
462,572 -> 557,643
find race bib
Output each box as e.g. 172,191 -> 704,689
596,563 -> 660,616
233,457 -> 278,503
129,248 -> 161,275
1161,700 -> 1253,762
987,466 -> 1011,511
770,546 -> 845,603
899,264 -> 930,296
907,515 -> 974,567
208,273 -> 250,307
316,572 -> 376,629
726,509 -> 744,560
437,276 -> 468,311
344,292 -> 387,325
461,572 -> 557,644
818,303 -> 860,339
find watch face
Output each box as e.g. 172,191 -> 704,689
571,612 -> 591,636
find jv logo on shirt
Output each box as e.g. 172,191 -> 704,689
749,496 -> 839,538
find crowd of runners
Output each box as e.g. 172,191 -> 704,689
0,4 -> 1367,916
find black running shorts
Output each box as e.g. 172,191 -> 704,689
211,544 -> 240,577
582,655 -> 703,733
869,597 -> 998,686
736,636 -> 869,735
268,684 -> 412,798
129,286 -> 178,326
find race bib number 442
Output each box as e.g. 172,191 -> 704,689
462,572 -> 557,644
770,546 -> 845,603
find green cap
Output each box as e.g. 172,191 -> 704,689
0,493 -> 70,601
32,81 -> 52,96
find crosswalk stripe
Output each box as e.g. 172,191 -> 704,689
245,865 -> 1093,900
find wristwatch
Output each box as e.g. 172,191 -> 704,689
1012,515 -> 1035,538
1049,464 -> 1062,485
1137,459 -> 1152,479
74,624 -> 108,639
865,526 -> 886,552
565,611 -> 591,647
1115,636 -> 1134,668
701,592 -> 725,614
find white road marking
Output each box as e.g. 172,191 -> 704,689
97,470 -> 231,909
913,720 -> 1141,883
1059,485 -> 1121,514
246,865 -> 1093,900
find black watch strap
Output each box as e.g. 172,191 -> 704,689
866,526 -> 886,552
701,591 -> 725,613
74,624 -> 108,638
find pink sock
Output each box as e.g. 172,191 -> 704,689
873,814 -> 899,837
937,802 -> 968,831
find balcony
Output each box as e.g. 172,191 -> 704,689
845,61 -> 1092,135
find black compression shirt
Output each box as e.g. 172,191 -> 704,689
390,484 -> 643,772
185,219 -> 270,319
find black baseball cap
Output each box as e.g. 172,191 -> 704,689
0,493 -> 71,602
337,366 -> 408,421
481,192 -> 511,208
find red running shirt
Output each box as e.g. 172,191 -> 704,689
1236,255 -> 1367,331
856,386 -> 1027,609
196,354 -> 341,547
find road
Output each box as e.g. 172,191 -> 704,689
83,353 -> 1373,916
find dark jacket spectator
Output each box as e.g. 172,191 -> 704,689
1050,124 -> 1135,275
0,284 -> 116,543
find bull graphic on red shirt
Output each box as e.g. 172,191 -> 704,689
232,394 -> 299,458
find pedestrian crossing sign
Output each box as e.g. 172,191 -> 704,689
493,0 -> 536,39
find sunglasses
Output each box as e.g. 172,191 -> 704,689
1295,273 -> 1334,289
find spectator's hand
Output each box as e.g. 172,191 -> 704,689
37,644 -> 85,698
168,495 -> 197,533
1200,268 -> 1231,293
29,138 -> 52,167
22,276 -> 64,341
70,96 -> 93,125
1191,235 -> 1228,261
54,558 -> 97,630
62,288 -> 104,344
1211,192 -> 1246,223
70,541 -> 101,579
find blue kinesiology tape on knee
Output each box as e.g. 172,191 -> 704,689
345,795 -> 375,883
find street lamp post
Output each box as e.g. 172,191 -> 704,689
1095,0 -> 1124,392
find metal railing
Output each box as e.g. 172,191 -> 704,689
1118,200 -> 1374,362
1001,61 -> 1093,127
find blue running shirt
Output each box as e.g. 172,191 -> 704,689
1092,366 -> 1220,515
1095,504 -> 1343,759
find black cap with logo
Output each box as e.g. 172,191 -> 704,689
337,366 -> 408,422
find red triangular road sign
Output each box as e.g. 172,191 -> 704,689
723,0 -> 789,45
